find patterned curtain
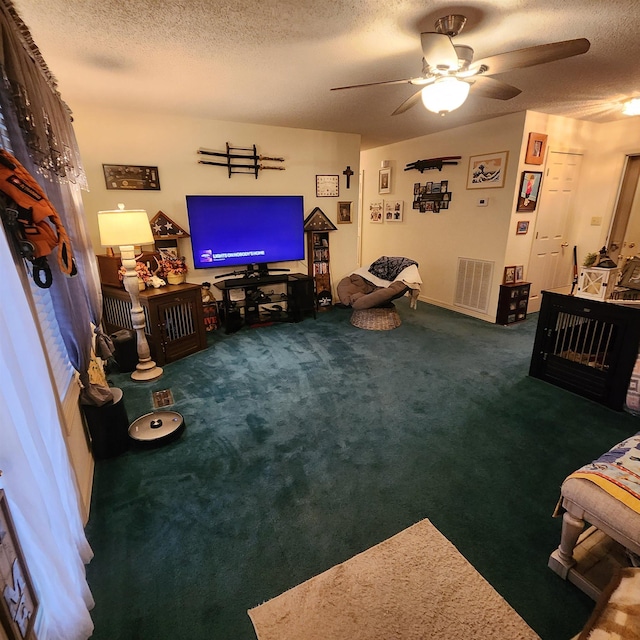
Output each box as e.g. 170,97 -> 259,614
0,0 -> 113,405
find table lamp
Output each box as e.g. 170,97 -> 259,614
97,204 -> 163,381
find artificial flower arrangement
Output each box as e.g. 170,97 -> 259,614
159,255 -> 188,277
118,261 -> 152,284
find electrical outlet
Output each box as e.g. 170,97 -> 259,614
591,216 -> 602,226
477,198 -> 488,207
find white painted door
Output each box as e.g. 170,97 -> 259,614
527,151 -> 583,313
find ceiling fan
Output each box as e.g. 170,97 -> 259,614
331,15 -> 590,116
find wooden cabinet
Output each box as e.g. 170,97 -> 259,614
102,283 -> 207,365
496,282 -> 531,325
307,230 -> 333,309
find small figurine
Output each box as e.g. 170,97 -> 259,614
201,282 -> 218,331
201,282 -> 214,303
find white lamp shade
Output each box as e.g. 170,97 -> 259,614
421,78 -> 470,115
98,208 -> 154,247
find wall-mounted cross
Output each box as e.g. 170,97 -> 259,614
343,165 -> 354,189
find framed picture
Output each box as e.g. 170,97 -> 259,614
369,201 -> 383,223
467,151 -> 509,189
378,168 -> 391,194
515,265 -> 524,282
384,200 -> 403,222
158,246 -> 179,260
525,132 -> 548,165
337,201 -> 352,224
103,164 -> 160,190
0,490 -> 39,640
316,175 -> 339,197
516,220 -> 530,235
517,171 -> 543,212
504,266 -> 516,284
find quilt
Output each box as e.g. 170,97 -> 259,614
566,432 -> 640,514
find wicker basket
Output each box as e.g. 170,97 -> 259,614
350,304 -> 401,330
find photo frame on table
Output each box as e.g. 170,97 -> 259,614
515,265 -> 524,282
516,220 -> 530,235
369,201 -> 383,223
525,132 -> 548,165
378,167 -> 391,194
503,266 -> 516,285
466,151 -> 509,189
517,171 -> 543,212
0,490 -> 39,640
337,201 -> 352,224
384,200 -> 403,222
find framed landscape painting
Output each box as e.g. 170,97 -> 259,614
467,151 -> 509,189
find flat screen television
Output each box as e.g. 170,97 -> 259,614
185,195 -> 305,274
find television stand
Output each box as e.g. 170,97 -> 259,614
215,263 -> 290,281
214,273 -> 315,333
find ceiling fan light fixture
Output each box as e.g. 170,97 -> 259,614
421,77 -> 470,115
622,98 -> 640,116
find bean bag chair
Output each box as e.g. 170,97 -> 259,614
337,274 -> 408,309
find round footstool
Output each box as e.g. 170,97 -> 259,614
350,304 -> 401,330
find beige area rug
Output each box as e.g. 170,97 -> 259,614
248,519 -> 540,640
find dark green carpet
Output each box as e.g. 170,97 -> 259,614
85,299 -> 637,639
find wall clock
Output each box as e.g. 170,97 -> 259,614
316,175 -> 339,197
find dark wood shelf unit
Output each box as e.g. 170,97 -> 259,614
102,282 -> 207,366
214,273 -> 315,334
307,230 -> 332,309
529,290 -> 640,410
497,282 -> 531,325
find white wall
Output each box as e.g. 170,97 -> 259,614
71,103 -> 361,297
361,110 -> 640,321
361,112 -> 526,322
574,118 -> 640,258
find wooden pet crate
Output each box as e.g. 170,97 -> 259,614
529,290 -> 640,410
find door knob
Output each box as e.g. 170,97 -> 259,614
560,242 -> 569,248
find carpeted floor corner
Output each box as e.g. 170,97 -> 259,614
85,299 -> 637,639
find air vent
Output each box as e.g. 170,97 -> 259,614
454,258 -> 494,313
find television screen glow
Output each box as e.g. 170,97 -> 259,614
185,195 -> 305,270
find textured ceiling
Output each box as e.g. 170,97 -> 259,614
11,0 -> 640,149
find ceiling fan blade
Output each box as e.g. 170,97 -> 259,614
473,38 -> 590,76
469,75 -> 522,100
392,88 -> 424,116
420,32 -> 459,70
331,77 -> 420,91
